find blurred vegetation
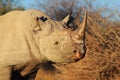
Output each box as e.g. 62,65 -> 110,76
0,0 -> 24,15
35,0 -> 120,22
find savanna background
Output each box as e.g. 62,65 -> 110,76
0,0 -> 120,80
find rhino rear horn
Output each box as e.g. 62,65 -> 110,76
62,12 -> 72,23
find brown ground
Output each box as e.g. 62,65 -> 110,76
26,12 -> 120,80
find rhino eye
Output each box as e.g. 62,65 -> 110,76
73,50 -> 77,53
54,41 -> 59,45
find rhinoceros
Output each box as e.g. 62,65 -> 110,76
0,9 -> 87,80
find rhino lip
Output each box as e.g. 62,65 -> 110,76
74,58 -> 80,62
74,53 -> 86,62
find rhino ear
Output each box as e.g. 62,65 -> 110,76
62,12 -> 72,23
33,25 -> 41,33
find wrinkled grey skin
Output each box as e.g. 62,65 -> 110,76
0,9 -> 86,80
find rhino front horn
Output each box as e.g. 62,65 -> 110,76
77,9 -> 87,38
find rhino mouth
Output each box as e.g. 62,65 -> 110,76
52,59 -> 79,65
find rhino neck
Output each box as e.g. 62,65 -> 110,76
24,26 -> 48,63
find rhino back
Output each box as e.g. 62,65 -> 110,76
0,10 -> 29,53
0,10 -> 48,66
